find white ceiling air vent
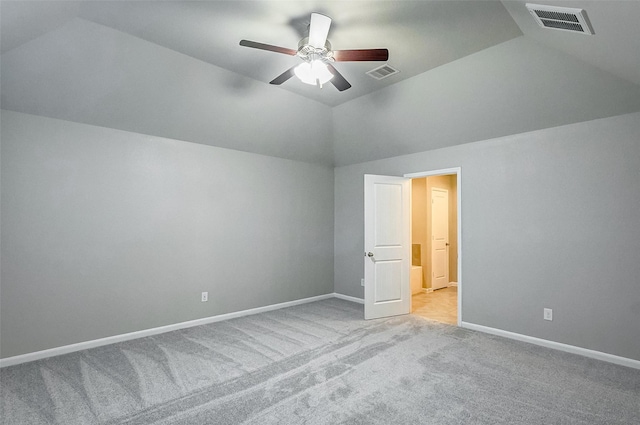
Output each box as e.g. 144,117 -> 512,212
366,64 -> 399,80
526,3 -> 594,34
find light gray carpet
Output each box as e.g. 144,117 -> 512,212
1,298 -> 639,424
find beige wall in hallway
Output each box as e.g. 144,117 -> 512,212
411,178 -> 427,288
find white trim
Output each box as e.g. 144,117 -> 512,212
404,167 -> 462,327
404,168 -> 460,179
333,292 -> 365,304
461,321 -> 640,370
448,282 -> 458,287
426,288 -> 434,293
0,293 -> 334,368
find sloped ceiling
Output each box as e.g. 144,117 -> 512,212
332,35 -> 640,166
1,1 -> 640,166
502,0 -> 640,87
1,18 -> 336,165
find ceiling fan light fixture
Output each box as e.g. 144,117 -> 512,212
294,60 -> 334,86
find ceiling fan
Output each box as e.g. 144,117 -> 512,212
240,13 -> 389,91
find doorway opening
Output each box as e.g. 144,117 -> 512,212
406,169 -> 460,325
363,169 -> 461,324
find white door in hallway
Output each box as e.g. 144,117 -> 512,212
431,188 -> 449,290
364,174 -> 410,320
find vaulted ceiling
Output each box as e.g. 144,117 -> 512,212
2,1 -> 640,166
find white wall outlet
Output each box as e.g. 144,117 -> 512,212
201,292 -> 208,302
361,278 -> 365,287
543,308 -> 553,321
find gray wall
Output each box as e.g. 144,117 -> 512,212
334,111 -> 640,361
1,110 -> 334,359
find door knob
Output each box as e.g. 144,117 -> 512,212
367,252 -> 374,257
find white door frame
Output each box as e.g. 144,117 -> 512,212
404,167 -> 462,326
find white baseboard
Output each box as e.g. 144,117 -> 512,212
0,293 -> 335,368
461,321 -> 640,370
9,296 -> 635,371
448,282 -> 458,287
333,292 -> 364,304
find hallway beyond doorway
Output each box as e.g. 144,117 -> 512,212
412,287 -> 458,325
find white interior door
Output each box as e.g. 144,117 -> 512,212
431,188 -> 449,290
364,174 -> 410,320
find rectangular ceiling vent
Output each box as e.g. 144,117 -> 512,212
366,64 -> 399,80
526,3 -> 594,35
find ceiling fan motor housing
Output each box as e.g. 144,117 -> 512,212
297,37 -> 334,63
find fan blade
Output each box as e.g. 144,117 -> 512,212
239,40 -> 297,56
308,13 -> 331,48
270,66 -> 297,85
326,64 -> 351,91
333,49 -> 389,62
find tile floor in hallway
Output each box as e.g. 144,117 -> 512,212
411,286 -> 458,325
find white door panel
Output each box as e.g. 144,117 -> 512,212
374,260 -> 403,302
364,174 -> 410,320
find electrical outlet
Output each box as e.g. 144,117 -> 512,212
201,292 -> 208,302
543,308 -> 553,321
361,278 -> 365,287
